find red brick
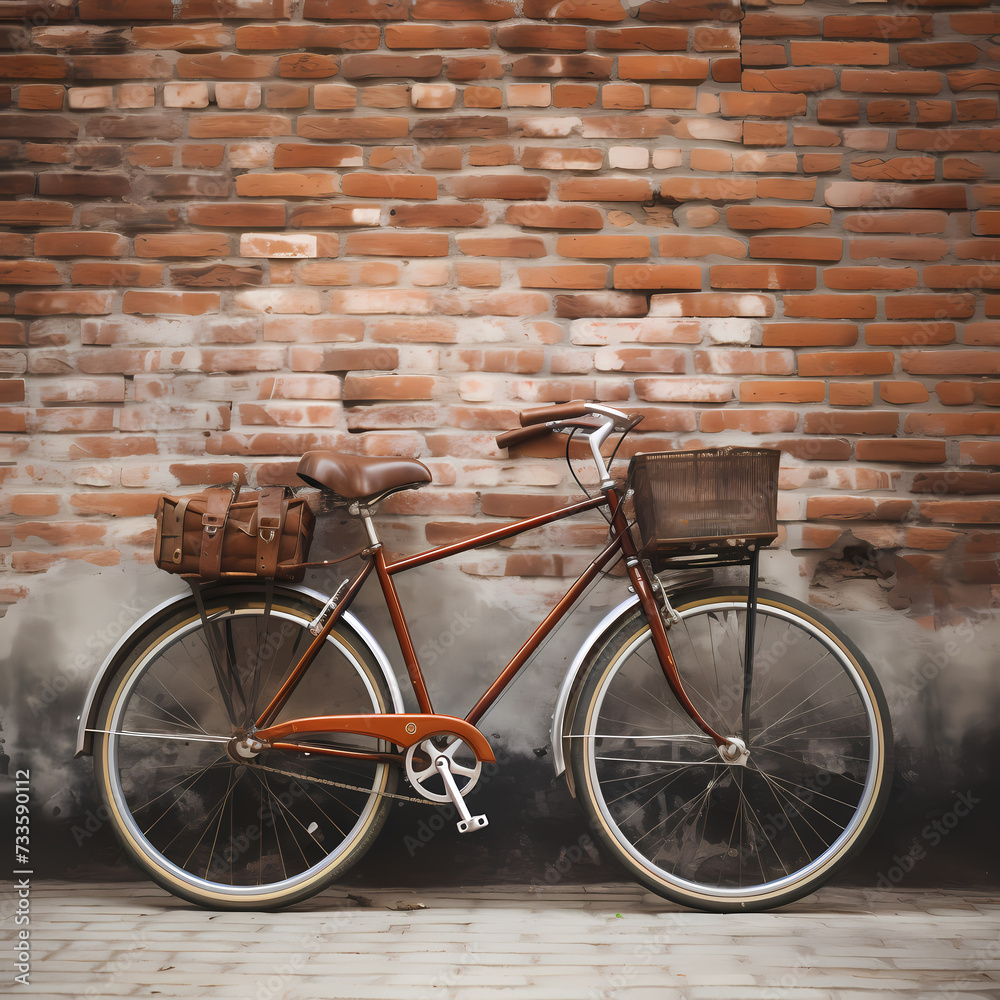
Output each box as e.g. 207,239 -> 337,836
556,235 -> 649,259
594,26 -> 688,50
190,113 -> 291,138
829,382 -> 873,406
824,267 -> 919,291
0,262 -> 63,285
740,380 -> 825,403
934,381 -> 1000,407
823,14 -> 932,39
964,321 -> 1000,346
897,127 -> 1000,152
923,265 -> 1000,290
15,291 -> 113,315
725,206 -> 832,230
617,54 -> 708,83
390,24 -> 491,48
762,323 -> 858,347
346,233 -> 449,257
505,204 -> 603,229
756,177 -> 817,201
880,381 -> 930,405
743,68 -> 837,94
720,92 -> 807,118
658,234 -> 746,259
695,349 -> 794,376
235,173 -> 338,198
784,295 -> 878,320
131,24 -> 231,49
614,265 -> 702,290
662,177 -> 755,203
389,204 -> 487,228
748,236 -> 843,261
865,323 -> 955,346
843,211 -> 948,236
850,235 -> 948,261
887,293 -> 975,320
799,351 -> 895,377
919,501 -> 1000,525
341,173 -> 437,199
742,13 -> 821,38
135,234 -> 229,258
900,350 -> 1000,375
824,181 -> 967,211
841,69 -> 943,95
710,265 -> 815,290
855,439 -> 946,464
72,262 -> 163,287
807,496 -> 912,521
700,409 -> 799,434
188,203 -> 286,228
122,290 -> 219,315
558,177 -> 653,202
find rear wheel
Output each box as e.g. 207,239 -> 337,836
93,586 -> 396,909
569,588 -> 893,911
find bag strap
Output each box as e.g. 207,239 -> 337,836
256,486 -> 288,578
199,487 -> 235,580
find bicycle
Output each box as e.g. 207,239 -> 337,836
76,401 -> 893,913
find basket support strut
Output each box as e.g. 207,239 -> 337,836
742,546 -> 760,746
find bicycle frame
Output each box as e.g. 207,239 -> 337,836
250,478 -> 732,761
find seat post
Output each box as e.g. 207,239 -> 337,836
352,504 -> 381,550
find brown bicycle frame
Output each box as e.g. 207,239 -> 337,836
252,482 -> 729,756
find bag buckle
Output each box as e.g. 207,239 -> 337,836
202,514 -> 226,537
258,517 -> 281,545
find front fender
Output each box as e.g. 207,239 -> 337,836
548,594 -> 641,781
75,583 -> 404,757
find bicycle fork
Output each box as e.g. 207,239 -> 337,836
627,558 -> 750,767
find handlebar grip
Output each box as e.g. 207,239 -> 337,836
518,400 -> 590,428
496,424 -> 554,450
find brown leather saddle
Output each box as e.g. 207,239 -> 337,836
297,452 -> 432,507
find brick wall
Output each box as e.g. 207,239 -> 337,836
1,0 -> 998,621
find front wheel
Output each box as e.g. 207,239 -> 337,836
569,588 -> 893,912
93,586 -> 397,909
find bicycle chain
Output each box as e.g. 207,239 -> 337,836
250,761 -> 435,806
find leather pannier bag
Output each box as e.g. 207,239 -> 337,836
154,481 -> 315,582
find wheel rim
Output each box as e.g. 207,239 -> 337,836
100,602 -> 392,901
581,599 -> 887,902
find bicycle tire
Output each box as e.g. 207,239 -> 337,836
93,585 -> 396,909
569,587 -> 893,912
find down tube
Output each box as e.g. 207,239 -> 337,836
464,531 -> 628,727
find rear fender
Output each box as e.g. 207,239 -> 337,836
75,583 -> 404,757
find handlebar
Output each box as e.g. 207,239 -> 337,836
498,401 -> 636,451
518,401 -> 591,427
495,423 -> 556,450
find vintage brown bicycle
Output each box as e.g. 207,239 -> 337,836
76,401 -> 893,912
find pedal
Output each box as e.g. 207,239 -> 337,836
457,814 -> 489,834
434,755 -> 489,835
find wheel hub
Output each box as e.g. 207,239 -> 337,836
226,733 -> 267,762
718,736 -> 750,766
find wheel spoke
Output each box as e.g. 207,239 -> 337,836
96,591 -> 395,907
572,592 -> 890,911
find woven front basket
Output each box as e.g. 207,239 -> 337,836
627,447 -> 780,568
